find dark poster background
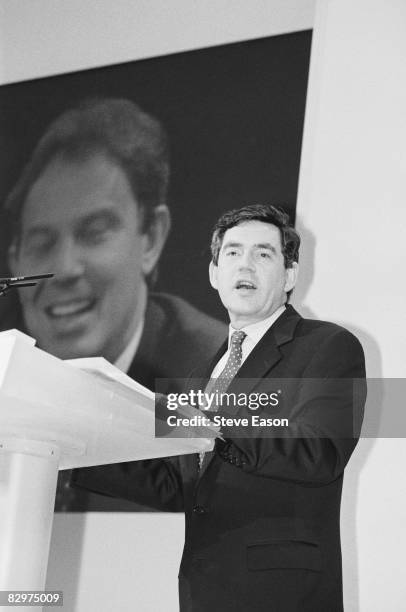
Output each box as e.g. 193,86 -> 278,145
0,31 -> 311,323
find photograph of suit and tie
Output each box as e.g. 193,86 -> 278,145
73,203 -> 366,611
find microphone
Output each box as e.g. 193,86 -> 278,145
0,273 -> 54,297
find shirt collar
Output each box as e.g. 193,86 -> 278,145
114,316 -> 145,373
228,305 -> 286,348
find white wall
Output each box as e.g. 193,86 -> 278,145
0,2 -> 316,612
0,0 -> 315,84
47,513 -> 184,612
294,0 -> 406,610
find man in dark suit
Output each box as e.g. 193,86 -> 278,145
73,204 -> 366,610
1,98 -> 225,511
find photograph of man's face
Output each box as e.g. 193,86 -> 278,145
6,102 -> 173,362
0,31 -> 312,512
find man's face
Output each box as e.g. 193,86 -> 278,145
209,220 -> 298,328
9,153 -> 166,361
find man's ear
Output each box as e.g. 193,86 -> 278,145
141,205 -> 171,276
284,262 -> 299,294
209,261 -> 218,290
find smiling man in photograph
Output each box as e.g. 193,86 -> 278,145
1,97 -> 225,511
73,203 -> 366,611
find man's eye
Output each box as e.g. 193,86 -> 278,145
226,250 -> 238,256
79,215 -> 120,244
23,235 -> 54,257
84,227 -> 106,241
80,222 -> 111,243
259,251 -> 271,259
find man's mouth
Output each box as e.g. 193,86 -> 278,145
45,299 -> 96,318
235,280 -> 257,290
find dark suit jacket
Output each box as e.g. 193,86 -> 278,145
0,292 -> 226,512
74,305 -> 366,611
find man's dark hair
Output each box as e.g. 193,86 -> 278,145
211,203 -> 300,268
4,97 -> 170,240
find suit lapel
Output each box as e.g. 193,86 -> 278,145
189,338 -> 228,390
229,336 -> 281,388
217,305 -> 302,410
127,297 -> 165,391
191,306 -> 302,398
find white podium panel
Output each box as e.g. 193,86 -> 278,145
0,331 -> 213,469
0,330 -> 214,598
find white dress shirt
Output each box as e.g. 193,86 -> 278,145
210,305 -> 286,378
114,316 -> 145,373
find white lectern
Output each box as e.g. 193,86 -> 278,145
0,331 -> 214,602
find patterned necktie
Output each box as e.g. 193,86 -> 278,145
199,330 -> 247,470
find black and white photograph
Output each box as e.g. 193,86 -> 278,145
0,1 -> 405,611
